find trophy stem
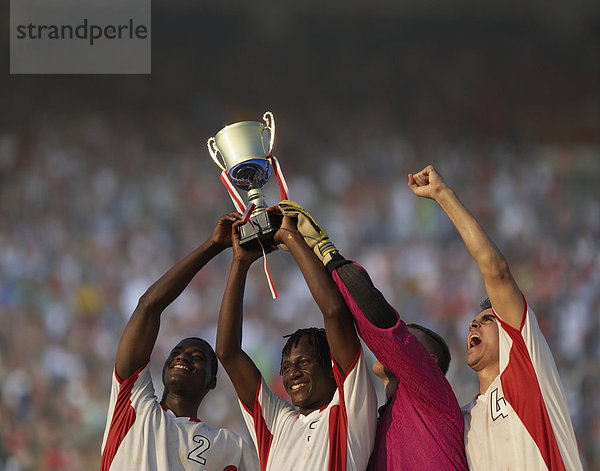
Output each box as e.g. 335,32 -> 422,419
247,188 -> 267,211
239,187 -> 279,248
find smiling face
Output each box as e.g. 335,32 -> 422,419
162,338 -> 217,401
281,335 -> 337,415
466,309 -> 500,372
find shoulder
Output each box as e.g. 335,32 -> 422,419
114,361 -> 152,385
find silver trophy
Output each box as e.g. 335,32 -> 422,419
208,112 -> 282,247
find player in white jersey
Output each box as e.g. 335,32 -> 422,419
101,213 -> 259,471
408,165 -> 582,471
216,213 -> 377,471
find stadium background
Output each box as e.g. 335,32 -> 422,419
1,1 -> 599,469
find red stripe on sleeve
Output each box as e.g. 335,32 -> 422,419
251,379 -> 273,471
327,352 -> 351,471
327,405 -> 347,471
100,366 -> 144,471
498,317 -> 566,471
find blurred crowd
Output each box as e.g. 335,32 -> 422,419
1,6 -> 599,470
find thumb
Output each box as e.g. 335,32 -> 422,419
231,220 -> 243,241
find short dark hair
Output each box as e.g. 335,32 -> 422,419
407,323 -> 451,375
480,297 -> 492,311
280,328 -> 331,375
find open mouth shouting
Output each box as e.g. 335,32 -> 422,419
468,333 -> 482,350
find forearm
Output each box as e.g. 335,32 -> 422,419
435,187 -> 508,280
141,239 -> 225,312
435,186 -> 523,327
283,230 -> 360,374
216,259 -> 261,410
409,165 -> 522,325
332,261 -> 398,329
283,232 -> 349,324
216,260 -> 250,360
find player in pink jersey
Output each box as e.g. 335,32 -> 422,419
330,263 -> 468,470
101,213 -> 259,471
408,164 -> 583,470
216,213 -> 377,471
277,200 -> 468,470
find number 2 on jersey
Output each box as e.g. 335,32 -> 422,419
188,435 -> 211,465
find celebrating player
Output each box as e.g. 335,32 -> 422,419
215,215 -> 377,471
277,200 -> 468,470
100,213 -> 259,471
408,164 -> 583,470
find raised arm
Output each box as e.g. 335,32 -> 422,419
408,165 -> 523,329
115,212 -> 240,380
273,211 -> 360,376
215,220 -> 266,411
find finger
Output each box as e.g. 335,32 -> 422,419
232,219 -> 246,230
266,206 -> 282,215
231,220 -> 244,240
407,173 -> 417,189
410,171 -> 424,186
414,171 -> 429,186
221,212 -> 240,221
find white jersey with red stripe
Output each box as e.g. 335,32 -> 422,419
239,347 -> 377,471
461,300 -> 582,470
100,363 -> 259,471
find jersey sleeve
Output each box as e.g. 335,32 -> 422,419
331,346 -> 378,471
101,362 -> 154,468
238,375 -> 297,467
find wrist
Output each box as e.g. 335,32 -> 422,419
231,256 -> 252,271
434,185 -> 454,204
325,253 -> 349,274
196,239 -> 226,260
208,238 -> 228,252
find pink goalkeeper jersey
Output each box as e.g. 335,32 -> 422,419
332,265 -> 468,471
461,300 -> 582,470
239,348 -> 377,471
101,363 -> 259,471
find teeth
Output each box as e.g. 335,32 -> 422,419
291,383 -> 306,391
174,364 -> 190,371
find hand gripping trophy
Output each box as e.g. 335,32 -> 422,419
208,111 -> 289,248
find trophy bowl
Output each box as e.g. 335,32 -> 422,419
228,159 -> 271,191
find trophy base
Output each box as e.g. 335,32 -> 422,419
240,210 -> 281,248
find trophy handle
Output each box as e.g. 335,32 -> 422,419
207,137 -> 227,171
262,111 -> 275,155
